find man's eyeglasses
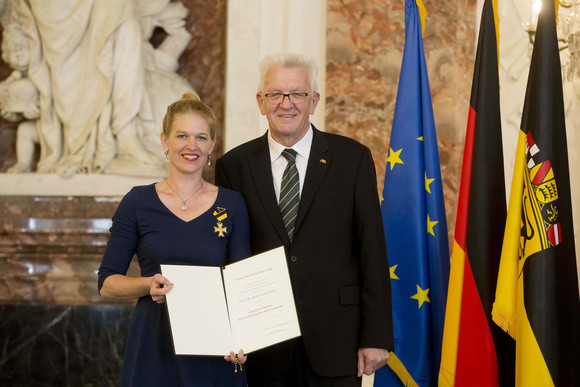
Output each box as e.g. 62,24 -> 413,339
263,93 -> 309,104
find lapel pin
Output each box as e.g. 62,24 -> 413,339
320,159 -> 327,164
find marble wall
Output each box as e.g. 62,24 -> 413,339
0,305 -> 133,385
0,196 -> 120,304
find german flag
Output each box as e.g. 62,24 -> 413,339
439,0 -> 515,385
492,1 -> 580,386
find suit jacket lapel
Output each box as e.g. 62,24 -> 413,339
250,133 -> 291,245
295,127 -> 330,235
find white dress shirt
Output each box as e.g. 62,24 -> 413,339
268,125 -> 313,203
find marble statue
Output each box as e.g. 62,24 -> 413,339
0,0 -> 194,178
0,18 -> 40,173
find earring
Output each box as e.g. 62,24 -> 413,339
207,154 -> 212,167
164,150 -> 169,160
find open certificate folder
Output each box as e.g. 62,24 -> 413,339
161,246 -> 301,356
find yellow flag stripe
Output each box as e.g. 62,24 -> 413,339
438,241 -> 466,386
387,351 -> 420,387
493,129 -> 558,386
492,129 -> 527,339
492,0 -> 500,66
416,0 -> 427,35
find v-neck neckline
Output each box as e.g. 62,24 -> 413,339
152,183 -> 219,223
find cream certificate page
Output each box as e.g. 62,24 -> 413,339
161,246 -> 301,356
222,246 -> 301,354
161,264 -> 233,356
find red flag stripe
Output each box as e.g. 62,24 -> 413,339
455,254 -> 499,386
454,106 -> 476,249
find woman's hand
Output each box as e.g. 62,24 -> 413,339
224,349 -> 247,365
150,273 -> 173,303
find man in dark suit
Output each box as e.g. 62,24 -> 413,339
215,52 -> 393,386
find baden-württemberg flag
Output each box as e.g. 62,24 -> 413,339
439,0 -> 514,385
492,1 -> 580,386
375,1 -> 449,386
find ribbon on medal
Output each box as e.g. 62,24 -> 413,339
213,207 -> 228,237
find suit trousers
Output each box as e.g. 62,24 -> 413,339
247,338 -> 362,387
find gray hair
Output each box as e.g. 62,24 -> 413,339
257,52 -> 318,93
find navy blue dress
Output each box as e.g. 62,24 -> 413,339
98,184 -> 251,387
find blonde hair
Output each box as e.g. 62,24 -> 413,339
162,92 -> 217,139
257,52 -> 318,93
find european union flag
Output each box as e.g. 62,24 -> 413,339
374,1 -> 450,386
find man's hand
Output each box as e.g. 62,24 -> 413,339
357,347 -> 390,377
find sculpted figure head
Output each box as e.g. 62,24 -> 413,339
1,22 -> 30,73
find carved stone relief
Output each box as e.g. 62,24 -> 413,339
0,0 -> 194,178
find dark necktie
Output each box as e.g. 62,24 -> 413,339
279,148 -> 300,241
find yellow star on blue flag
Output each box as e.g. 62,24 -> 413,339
387,147 -> 404,170
427,214 -> 439,236
425,173 -> 435,194
411,285 -> 431,308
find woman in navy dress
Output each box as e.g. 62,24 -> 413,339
98,93 -> 250,387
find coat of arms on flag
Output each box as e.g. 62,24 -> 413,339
522,132 -> 562,252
